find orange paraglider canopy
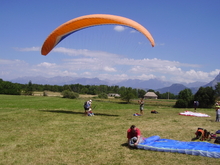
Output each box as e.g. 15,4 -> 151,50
41,14 -> 155,55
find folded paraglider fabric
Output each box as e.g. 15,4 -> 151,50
134,136 -> 220,158
133,113 -> 141,116
131,135 -> 220,158
179,111 -> 210,117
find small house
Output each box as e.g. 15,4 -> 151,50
144,92 -> 158,99
108,93 -> 121,97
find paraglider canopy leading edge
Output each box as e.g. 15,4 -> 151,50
41,14 -> 155,55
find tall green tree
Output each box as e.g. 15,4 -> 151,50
194,86 -> 215,108
23,81 -> 34,95
120,87 -> 136,103
0,79 -> 21,95
178,89 -> 193,103
160,92 -> 176,99
215,83 -> 220,99
137,89 -> 146,98
175,88 -> 193,108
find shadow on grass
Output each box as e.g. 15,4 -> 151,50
39,110 -> 119,117
121,143 -> 138,150
206,119 -> 216,122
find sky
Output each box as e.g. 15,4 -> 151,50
1,0 -> 220,84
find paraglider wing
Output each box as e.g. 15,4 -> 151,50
41,14 -> 155,55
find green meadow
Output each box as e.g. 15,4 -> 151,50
0,94 -> 219,165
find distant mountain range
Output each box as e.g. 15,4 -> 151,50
8,72 -> 220,95
155,84 -> 200,95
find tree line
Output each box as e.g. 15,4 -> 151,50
0,79 -> 175,98
0,78 -> 219,108
175,83 -> 220,108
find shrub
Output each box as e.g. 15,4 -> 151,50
43,91 -> 48,96
98,93 -> 108,99
175,99 -> 188,108
175,89 -> 193,108
62,90 -> 79,99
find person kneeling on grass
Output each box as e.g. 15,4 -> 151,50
127,125 -> 141,146
84,100 -> 92,116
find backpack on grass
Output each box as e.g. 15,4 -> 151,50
216,130 -> 220,134
214,137 -> 220,144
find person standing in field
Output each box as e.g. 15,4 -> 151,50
127,125 -> 142,146
215,105 -> 220,122
193,101 -> 199,112
138,97 -> 144,115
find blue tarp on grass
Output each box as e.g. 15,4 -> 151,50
135,136 -> 220,158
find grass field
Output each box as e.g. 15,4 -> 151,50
0,94 -> 220,165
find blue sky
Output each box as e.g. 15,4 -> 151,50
1,0 -> 220,84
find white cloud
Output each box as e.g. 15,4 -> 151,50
53,47 -> 120,59
0,59 -> 27,65
37,62 -> 56,68
2,47 -> 220,84
99,73 -> 129,82
82,72 -> 92,76
209,69 -> 220,76
59,70 -> 78,77
130,29 -> 137,33
15,47 -> 40,51
136,74 -> 156,80
103,66 -> 116,72
114,25 -> 126,32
